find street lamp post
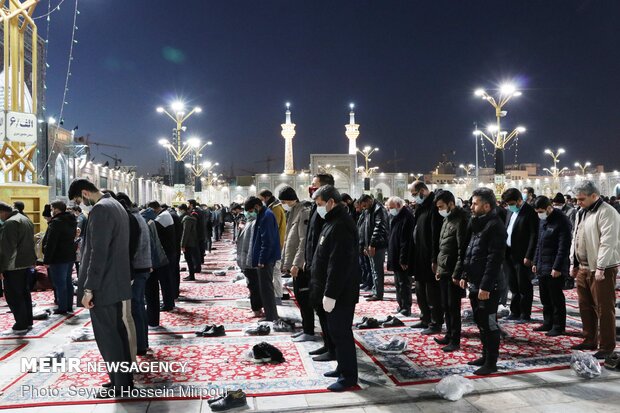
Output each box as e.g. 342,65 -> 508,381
544,148 -> 566,193
574,161 -> 591,176
183,140 -> 213,201
156,101 -> 202,203
356,145 -> 379,192
474,84 -> 525,194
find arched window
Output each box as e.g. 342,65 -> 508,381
55,154 -> 67,197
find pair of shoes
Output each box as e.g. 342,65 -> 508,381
434,336 -> 450,345
11,326 -> 30,334
246,342 -> 285,364
594,350 -> 612,360
197,325 -> 226,337
410,321 -> 429,329
273,319 -> 295,332
376,338 -> 407,354
533,324 -> 552,332
361,286 -> 372,292
309,346 -> 326,356
53,309 -> 68,315
245,324 -> 271,336
517,316 -> 532,323
209,389 -> 247,411
292,333 -> 317,342
357,317 -> 380,329
366,295 -> 382,302
324,370 -> 340,378
421,327 -> 441,335
312,352 -> 336,362
182,275 -> 196,281
399,309 -> 411,317
327,380 -> 357,392
546,328 -> 565,337
571,342 -> 597,351
506,314 -> 520,321
474,364 -> 498,375
467,356 -> 486,366
381,316 -> 405,328
442,343 -> 460,352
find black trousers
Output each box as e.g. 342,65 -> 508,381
243,268 -> 263,312
326,302 -> 358,385
539,275 -> 566,330
393,270 -> 412,312
316,305 -> 336,355
359,254 -> 373,288
90,301 -> 133,388
506,254 -> 533,318
3,269 -> 33,329
439,277 -> 463,344
184,246 -> 201,278
145,264 -> 174,326
172,252 -> 181,299
198,238 -> 206,264
257,263 -> 278,321
415,278 -> 443,328
205,235 -> 213,253
293,270 -> 315,335
470,288 -> 500,364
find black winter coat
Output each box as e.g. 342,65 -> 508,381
304,203 -> 324,271
506,202 -> 539,261
362,200 -> 389,249
436,207 -> 469,280
412,192 -> 443,281
310,204 -> 360,307
43,212 -> 77,264
462,210 -> 507,292
168,209 -> 183,255
533,209 -> 572,277
387,207 -> 414,274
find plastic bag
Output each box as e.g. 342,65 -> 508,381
70,327 -> 94,342
213,270 -> 227,276
435,375 -> 474,401
461,309 -> 473,321
571,351 -> 602,379
497,305 -> 510,319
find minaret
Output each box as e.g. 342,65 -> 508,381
345,103 -> 360,155
281,102 -> 296,175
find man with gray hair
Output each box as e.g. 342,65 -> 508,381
569,181 -> 620,359
386,196 -> 414,316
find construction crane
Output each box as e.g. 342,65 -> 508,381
102,153 -> 122,168
74,134 -> 130,150
254,155 -> 283,174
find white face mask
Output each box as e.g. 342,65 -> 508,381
538,212 -> 548,221
553,205 -> 562,210
317,205 -> 327,218
439,209 -> 449,218
282,204 -> 291,212
389,208 -> 399,216
413,194 -> 424,204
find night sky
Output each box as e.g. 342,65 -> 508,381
42,0 -> 620,177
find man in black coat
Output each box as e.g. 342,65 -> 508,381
359,194 -> 389,301
147,201 -> 177,311
458,188 -> 507,375
188,200 -> 206,266
532,196 -> 571,336
502,188 -> 539,322
165,204 -> 183,298
386,197 -> 414,316
311,185 -> 360,392
409,181 -> 444,334
304,173 -> 337,362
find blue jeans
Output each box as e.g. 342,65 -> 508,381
49,262 -> 74,312
131,271 -> 150,352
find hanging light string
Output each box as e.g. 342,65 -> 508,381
34,0 -> 67,20
38,0 -> 80,179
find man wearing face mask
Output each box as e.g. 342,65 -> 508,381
551,192 -> 576,229
358,194 -> 389,302
386,197 -> 414,316
532,196 -> 570,337
311,185 -> 360,392
304,173 -> 338,362
502,188 -> 539,323
246,196 -> 281,322
434,190 -> 468,352
68,179 -> 133,397
279,186 -> 314,341
458,188 -> 507,375
408,181 -> 444,335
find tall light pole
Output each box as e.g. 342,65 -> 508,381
459,163 -> 475,178
156,100 -> 202,203
474,84 -> 525,193
574,161 -> 591,176
473,122 -> 480,184
183,139 -> 213,201
544,148 -> 565,193
356,145 -> 379,193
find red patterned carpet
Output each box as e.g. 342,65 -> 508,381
0,305 -> 83,340
0,343 -> 27,361
178,281 -> 249,301
154,302 -> 257,333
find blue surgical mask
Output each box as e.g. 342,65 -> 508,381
508,205 -> 520,214
389,208 -> 399,216
522,193 -> 528,201
414,195 -> 424,204
538,212 -> 548,221
0,219 -> 3,225
317,205 -> 327,219
245,211 -> 257,220
438,209 -> 449,218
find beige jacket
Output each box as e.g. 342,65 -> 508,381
281,202 -> 310,271
570,198 -> 620,271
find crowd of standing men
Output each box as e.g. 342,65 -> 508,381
0,174 -> 618,397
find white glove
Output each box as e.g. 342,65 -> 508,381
322,296 -> 336,313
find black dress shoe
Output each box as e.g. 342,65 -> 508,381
366,295 -> 382,302
517,316 -> 533,323
313,352 -> 336,362
102,382 -> 112,388
327,380 -> 357,392
309,346 -> 327,356
323,370 -> 340,378
383,317 -> 405,327
506,314 -> 520,321
545,328 -> 565,337
95,388 -> 116,399
183,275 -> 196,281
421,327 -> 441,335
410,321 -> 429,329
357,318 -> 380,329
196,325 -> 215,336
434,336 -> 450,345
354,317 -> 368,328
594,351 -> 612,360
399,309 -> 411,317
533,324 -> 552,332
210,389 -> 247,411
160,306 -> 174,312
203,325 -> 226,337
474,364 -> 498,376
442,343 -> 460,352
467,356 -> 486,366
571,342 -> 597,351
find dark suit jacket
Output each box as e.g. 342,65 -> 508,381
505,202 -> 539,262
